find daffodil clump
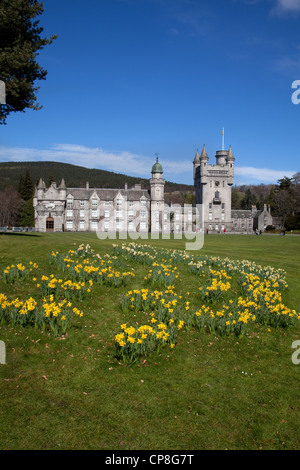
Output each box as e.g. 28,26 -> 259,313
40,275 -> 93,300
121,286 -> 182,322
198,269 -> 232,304
50,246 -> 135,287
2,261 -> 38,284
0,292 -> 83,335
115,319 -> 184,364
144,262 -> 179,288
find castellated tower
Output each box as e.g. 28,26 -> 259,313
150,157 -> 165,234
194,144 -> 235,232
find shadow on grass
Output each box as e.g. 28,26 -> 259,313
0,232 -> 41,238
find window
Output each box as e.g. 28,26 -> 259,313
66,220 -> 73,229
155,222 -> 159,229
105,201 -> 110,207
116,210 -> 122,218
175,213 -> 180,221
91,221 -> 97,230
116,198 -> 122,206
140,222 -> 146,230
140,210 -> 146,218
80,210 -> 85,218
129,201 -> 133,207
80,221 -> 84,229
215,224 -> 219,231
209,203 -> 212,209
221,213 -> 225,221
128,221 -> 134,231
209,212 -> 213,221
222,203 -> 225,209
141,200 -> 146,206
104,221 -> 109,229
92,209 -> 97,218
80,200 -> 85,207
67,198 -> 73,206
92,199 -> 97,206
116,221 -> 121,230
105,210 -> 110,218
66,209 -> 73,217
128,210 -> 134,217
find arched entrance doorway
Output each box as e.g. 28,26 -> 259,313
46,217 -> 54,232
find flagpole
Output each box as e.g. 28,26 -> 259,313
222,128 -> 224,151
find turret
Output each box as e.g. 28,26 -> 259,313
226,146 -> 235,165
150,157 -> 165,234
151,157 -> 163,180
59,178 -> 67,198
150,157 -> 165,201
200,145 -> 209,163
215,150 -> 227,166
36,178 -> 46,199
193,149 -> 200,181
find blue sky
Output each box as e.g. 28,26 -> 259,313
1,0 -> 300,185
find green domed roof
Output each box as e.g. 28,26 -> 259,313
152,157 -> 163,174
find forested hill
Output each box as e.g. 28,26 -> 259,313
0,161 -> 194,193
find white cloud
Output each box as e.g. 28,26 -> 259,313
0,144 -> 295,186
235,166 -> 295,184
275,0 -> 300,10
271,0 -> 300,14
0,144 -> 191,181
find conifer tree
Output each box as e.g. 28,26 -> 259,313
18,169 -> 33,200
0,0 -> 57,124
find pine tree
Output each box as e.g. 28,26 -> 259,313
0,0 -> 57,124
20,197 -> 34,227
19,169 -> 33,200
48,174 -> 55,186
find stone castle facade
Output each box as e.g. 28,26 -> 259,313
193,145 -> 274,233
33,144 -> 276,234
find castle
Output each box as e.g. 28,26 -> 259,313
33,143 -> 274,234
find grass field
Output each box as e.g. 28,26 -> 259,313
0,232 -> 299,450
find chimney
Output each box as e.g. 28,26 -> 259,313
86,182 -> 89,189
125,182 -> 128,190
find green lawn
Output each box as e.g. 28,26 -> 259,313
0,232 -> 299,450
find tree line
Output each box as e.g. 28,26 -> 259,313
0,169 -> 39,227
232,173 -> 300,230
